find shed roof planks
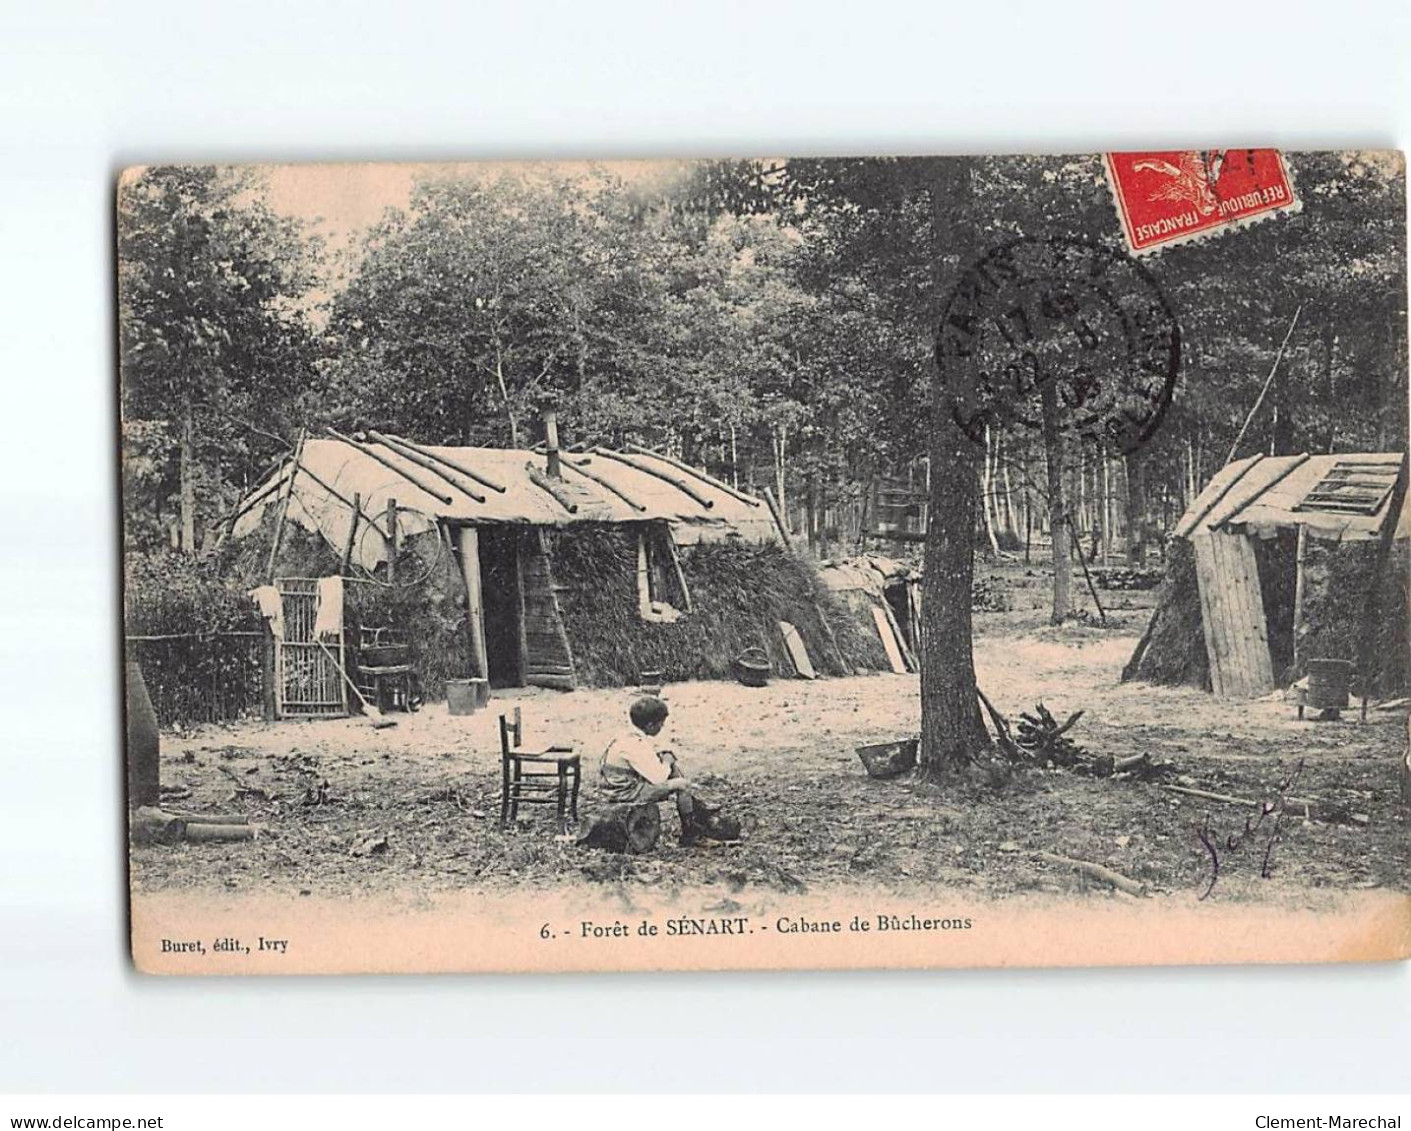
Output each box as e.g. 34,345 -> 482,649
1175,451 -> 1409,544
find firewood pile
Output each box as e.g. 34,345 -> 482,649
977,692 -> 1172,782
1012,703 -> 1087,767
971,575 -> 1010,611
1090,565 -> 1164,591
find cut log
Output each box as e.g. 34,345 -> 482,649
185,823 -> 257,843
131,807 -> 186,846
576,803 -> 662,853
1035,851 -> 1147,897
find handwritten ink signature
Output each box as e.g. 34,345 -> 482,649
1194,759 -> 1305,900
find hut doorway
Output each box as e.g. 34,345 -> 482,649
478,526 -> 525,689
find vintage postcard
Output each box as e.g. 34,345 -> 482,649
119,151 -> 1410,975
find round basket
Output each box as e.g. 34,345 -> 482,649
734,647 -> 771,687
856,737 -> 919,779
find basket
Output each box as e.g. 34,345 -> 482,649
856,737 -> 919,779
360,644 -> 410,667
733,647 -> 771,687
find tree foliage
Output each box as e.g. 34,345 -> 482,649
119,153 -> 1408,764
118,165 -> 324,550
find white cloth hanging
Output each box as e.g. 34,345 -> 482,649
249,585 -> 285,639
313,575 -> 345,638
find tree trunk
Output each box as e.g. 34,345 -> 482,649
1322,325 -> 1339,453
1075,446 -> 1086,548
1022,450 -> 1032,563
1123,449 -> 1145,564
179,400 -> 196,553
857,475 -> 875,548
980,426 -> 1000,556
1041,382 -> 1070,623
494,346 -> 520,448
1100,457 -> 1112,566
728,421 -> 739,489
920,157 -> 992,777
773,425 -> 788,529
805,474 -> 819,554
999,436 -> 1016,545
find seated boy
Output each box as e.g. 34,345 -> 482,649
601,696 -> 716,846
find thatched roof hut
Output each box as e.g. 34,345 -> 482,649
227,432 -> 877,695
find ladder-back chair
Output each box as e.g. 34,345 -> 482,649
498,707 -> 581,828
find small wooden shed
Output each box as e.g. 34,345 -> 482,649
1165,451 -> 1408,698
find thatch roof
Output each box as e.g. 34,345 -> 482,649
230,434 -> 779,572
1174,452 -> 1409,544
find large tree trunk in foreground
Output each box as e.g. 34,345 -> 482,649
1041,382 -> 1070,623
921,410 -> 992,774
920,157 -> 992,776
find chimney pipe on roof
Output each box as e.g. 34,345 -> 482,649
545,411 -> 562,479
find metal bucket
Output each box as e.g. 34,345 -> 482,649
446,677 -> 490,715
1306,658 -> 1353,710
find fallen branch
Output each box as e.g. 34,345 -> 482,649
1050,709 -> 1085,739
1035,851 -> 1147,897
218,765 -> 277,801
1163,783 -> 1261,808
1160,783 -> 1304,809
185,823 -> 257,843
1159,783 -> 1355,823
976,686 -> 1022,762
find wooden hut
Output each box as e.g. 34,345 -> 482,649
1127,451 -> 1409,699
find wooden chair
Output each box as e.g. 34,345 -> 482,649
499,708 -> 581,828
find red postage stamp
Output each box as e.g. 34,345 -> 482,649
1104,149 -> 1299,255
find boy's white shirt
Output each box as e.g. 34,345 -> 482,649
606,729 -> 671,785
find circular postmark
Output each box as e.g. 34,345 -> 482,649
935,236 -> 1180,455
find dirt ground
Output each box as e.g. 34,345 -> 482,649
131,563 -> 1410,910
